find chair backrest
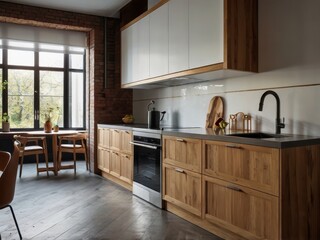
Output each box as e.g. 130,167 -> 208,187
0,141 -> 20,208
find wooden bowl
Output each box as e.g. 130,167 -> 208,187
122,117 -> 134,124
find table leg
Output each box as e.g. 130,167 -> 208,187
52,135 -> 58,175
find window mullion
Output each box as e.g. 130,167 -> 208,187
64,54 -> 69,129
34,52 -> 40,129
2,49 -> 8,114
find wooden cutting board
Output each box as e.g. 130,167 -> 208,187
205,96 -> 224,128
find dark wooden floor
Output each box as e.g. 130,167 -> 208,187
0,162 -> 222,240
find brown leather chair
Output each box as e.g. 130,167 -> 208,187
0,141 -> 22,239
14,135 -> 49,178
58,133 -> 89,174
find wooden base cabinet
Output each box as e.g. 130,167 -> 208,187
203,176 -> 279,240
163,163 -> 202,217
162,134 -> 320,240
97,147 -> 110,173
97,126 -> 133,191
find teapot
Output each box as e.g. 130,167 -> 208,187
147,100 -> 166,129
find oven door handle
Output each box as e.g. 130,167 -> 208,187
129,141 -> 158,150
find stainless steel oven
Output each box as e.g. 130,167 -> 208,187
130,130 -> 162,208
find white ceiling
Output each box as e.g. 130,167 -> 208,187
8,0 -> 132,17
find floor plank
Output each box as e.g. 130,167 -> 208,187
0,162 -> 222,240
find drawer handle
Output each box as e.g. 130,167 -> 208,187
175,168 -> 185,173
226,144 -> 242,149
176,139 -> 185,142
226,185 -> 244,192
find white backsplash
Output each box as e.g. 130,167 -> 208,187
133,0 -> 320,136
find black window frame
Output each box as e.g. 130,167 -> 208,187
0,43 -> 86,131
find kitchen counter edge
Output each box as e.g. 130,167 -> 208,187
97,124 -> 320,148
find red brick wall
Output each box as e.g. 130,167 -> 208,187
0,1 -> 133,173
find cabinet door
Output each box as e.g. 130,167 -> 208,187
149,2 -> 169,78
110,129 -> 121,151
97,128 -> 110,148
163,136 -> 201,173
203,140 -> 279,196
203,176 -> 279,240
121,26 -> 133,85
168,0 -> 189,73
120,154 -> 133,184
189,0 -> 224,68
163,163 -> 201,216
97,147 -> 110,173
121,130 -> 132,155
136,15 -> 150,81
110,151 -> 121,178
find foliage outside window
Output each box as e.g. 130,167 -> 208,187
0,39 -> 86,130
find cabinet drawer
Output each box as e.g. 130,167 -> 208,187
203,176 -> 279,240
203,141 -> 279,196
97,147 -> 110,173
163,136 -> 201,173
162,163 -> 202,217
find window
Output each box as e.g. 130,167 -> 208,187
0,39 -> 86,130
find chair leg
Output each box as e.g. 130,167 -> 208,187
19,155 -> 24,178
84,149 -> 89,171
73,151 -> 76,175
8,205 -> 22,240
36,154 -> 39,176
44,151 -> 49,177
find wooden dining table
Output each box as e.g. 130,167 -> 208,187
26,130 -> 79,175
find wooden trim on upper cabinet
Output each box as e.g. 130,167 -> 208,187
121,0 -> 169,31
121,63 -> 224,88
224,0 -> 258,72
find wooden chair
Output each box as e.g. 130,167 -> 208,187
13,135 -> 49,178
0,141 -> 23,239
58,133 -> 89,174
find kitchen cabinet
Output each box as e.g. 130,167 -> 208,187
203,140 -> 279,196
163,163 -> 202,217
121,130 -> 133,155
121,0 -> 257,88
162,133 -> 320,240
110,151 -> 121,178
203,176 -> 279,240
120,154 -> 133,184
189,0 -> 223,69
149,2 -> 169,78
97,147 -> 110,173
163,136 -> 201,173
97,126 -> 133,190
168,0 -> 188,73
121,15 -> 149,84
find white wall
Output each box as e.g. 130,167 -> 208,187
133,0 -> 320,136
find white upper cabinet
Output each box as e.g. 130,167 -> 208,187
121,0 -> 257,87
189,0 -> 224,69
121,15 -> 149,84
149,3 -> 169,78
121,26 -> 133,84
168,0 -> 189,73
136,16 -> 150,81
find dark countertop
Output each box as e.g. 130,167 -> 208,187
98,124 -> 320,148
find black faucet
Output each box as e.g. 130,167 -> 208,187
258,90 -> 285,134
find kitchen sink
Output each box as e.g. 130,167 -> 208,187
228,132 -> 287,139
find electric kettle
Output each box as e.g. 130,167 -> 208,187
147,100 -> 166,129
